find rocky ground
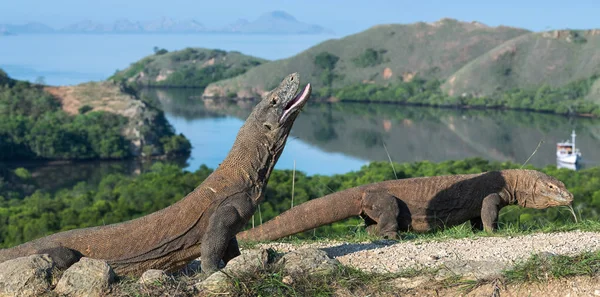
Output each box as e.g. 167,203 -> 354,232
255,230 -> 600,278
1,231 -> 599,296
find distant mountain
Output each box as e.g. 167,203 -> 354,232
1,22 -> 54,34
59,17 -> 206,33
61,20 -> 110,33
0,27 -> 12,36
139,17 -> 206,33
1,11 -> 331,35
221,11 -> 334,34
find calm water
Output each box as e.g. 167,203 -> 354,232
2,34 -> 599,192
147,88 -> 600,175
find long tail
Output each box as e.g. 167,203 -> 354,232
237,187 -> 364,241
0,241 -> 40,263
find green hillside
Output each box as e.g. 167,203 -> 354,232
0,71 -> 190,160
442,29 -> 600,97
203,18 -> 529,98
109,47 -> 267,89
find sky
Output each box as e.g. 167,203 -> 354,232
1,0 -> 600,36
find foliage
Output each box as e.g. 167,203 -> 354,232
329,76 -> 600,117
352,48 -> 387,68
0,73 -> 191,161
1,158 -> 599,248
154,64 -> 248,89
0,79 -> 132,160
78,105 -> 93,114
109,47 -> 267,89
153,46 -> 168,55
314,52 -> 339,71
313,52 -> 342,91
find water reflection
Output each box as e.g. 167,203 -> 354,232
144,88 -> 600,172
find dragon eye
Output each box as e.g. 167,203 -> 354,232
270,98 -> 278,106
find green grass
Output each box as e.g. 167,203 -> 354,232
227,261 -> 415,297
504,251 -> 600,283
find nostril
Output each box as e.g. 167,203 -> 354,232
264,123 -> 272,130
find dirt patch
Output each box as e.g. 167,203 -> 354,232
46,82 -> 141,116
382,67 -> 393,80
402,72 -> 416,82
202,58 -> 215,67
45,86 -> 80,115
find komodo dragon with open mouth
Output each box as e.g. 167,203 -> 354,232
0,73 -> 312,276
237,169 -> 574,241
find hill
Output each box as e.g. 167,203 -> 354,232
443,29 -> 600,97
0,22 -> 54,34
0,70 -> 190,160
221,10 -> 334,34
0,11 -> 333,35
203,18 -> 529,98
110,47 -> 267,89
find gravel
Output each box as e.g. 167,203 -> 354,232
252,231 -> 600,277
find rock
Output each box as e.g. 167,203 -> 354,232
222,249 -> 269,274
391,275 -> 432,290
138,269 -> 169,285
0,254 -> 55,297
278,248 -> 340,276
193,249 -> 269,294
282,275 -> 294,285
54,257 -> 115,297
441,260 -> 507,281
195,271 -> 231,294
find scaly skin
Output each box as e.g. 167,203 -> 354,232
237,169 -> 574,241
0,73 -> 312,276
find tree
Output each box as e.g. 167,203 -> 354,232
34,76 -> 45,85
153,46 -> 168,55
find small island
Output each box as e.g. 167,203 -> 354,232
0,69 -> 190,161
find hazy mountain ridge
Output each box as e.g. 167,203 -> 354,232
201,18 -> 600,102
203,18 -> 530,98
0,11 -> 332,34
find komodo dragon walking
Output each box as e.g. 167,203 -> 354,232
0,73 -> 312,276
237,169 -> 574,241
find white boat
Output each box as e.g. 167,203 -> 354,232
556,130 -> 582,164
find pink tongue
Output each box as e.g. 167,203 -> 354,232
285,93 -> 300,111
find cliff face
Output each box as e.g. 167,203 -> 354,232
45,81 -> 190,157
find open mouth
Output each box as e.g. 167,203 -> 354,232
280,83 -> 312,123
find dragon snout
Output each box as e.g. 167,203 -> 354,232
548,190 -> 574,206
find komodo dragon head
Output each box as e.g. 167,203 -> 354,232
229,72 -> 311,196
517,170 -> 574,209
252,72 -> 311,147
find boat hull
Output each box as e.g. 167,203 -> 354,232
556,154 -> 580,164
